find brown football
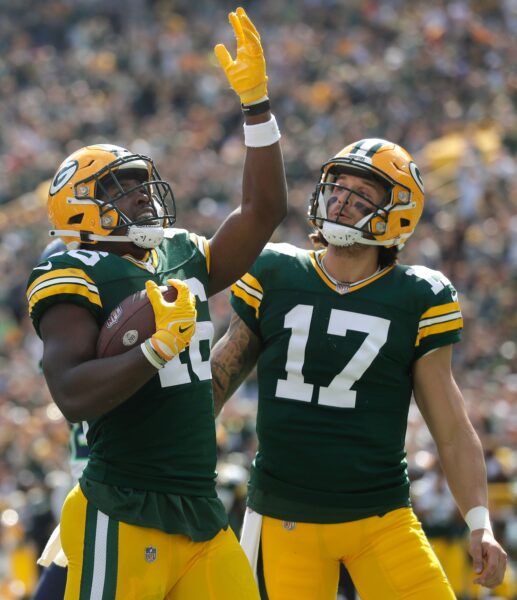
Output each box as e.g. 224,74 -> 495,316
96,285 -> 178,358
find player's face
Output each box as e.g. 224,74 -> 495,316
100,176 -> 159,225
326,174 -> 386,226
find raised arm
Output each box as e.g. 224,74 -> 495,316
413,345 -> 507,588
211,311 -> 261,416
209,7 -> 287,296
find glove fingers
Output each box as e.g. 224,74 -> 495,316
236,7 -> 260,40
214,44 -> 233,70
229,11 -> 244,47
167,278 -> 196,308
145,280 -> 162,310
240,27 -> 262,54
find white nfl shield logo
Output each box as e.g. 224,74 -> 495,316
145,546 -> 157,563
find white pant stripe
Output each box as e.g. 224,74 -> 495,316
90,510 -> 109,599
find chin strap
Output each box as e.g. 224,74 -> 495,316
321,221 -> 408,248
49,225 -> 165,249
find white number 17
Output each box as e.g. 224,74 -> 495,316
275,305 -> 390,408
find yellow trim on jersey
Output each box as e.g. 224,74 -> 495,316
151,249 -> 159,269
204,238 -> 211,274
420,302 -> 460,320
309,251 -> 334,289
241,273 -> 263,295
231,284 -> 261,318
309,251 -> 395,293
27,268 -> 101,315
121,251 -> 158,272
189,233 -> 211,274
416,318 -> 463,347
231,279 -> 262,319
416,300 -> 462,346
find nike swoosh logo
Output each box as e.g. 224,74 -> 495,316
34,261 -> 52,271
178,324 -> 193,334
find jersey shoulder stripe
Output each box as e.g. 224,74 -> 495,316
27,268 -> 101,316
416,317 -> 463,346
188,232 -> 210,273
231,274 -> 263,318
416,300 -> 463,346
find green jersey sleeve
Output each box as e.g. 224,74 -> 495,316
26,250 -> 105,337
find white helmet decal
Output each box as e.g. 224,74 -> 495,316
49,160 -> 78,196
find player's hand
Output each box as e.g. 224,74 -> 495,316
469,528 -> 507,588
214,7 -> 268,104
145,278 -> 197,362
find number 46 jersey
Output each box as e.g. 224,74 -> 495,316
230,243 -> 463,523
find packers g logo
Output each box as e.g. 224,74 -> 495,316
409,162 -> 424,194
49,160 -> 78,196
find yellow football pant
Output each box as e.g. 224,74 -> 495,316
61,485 -> 259,599
260,508 -> 456,600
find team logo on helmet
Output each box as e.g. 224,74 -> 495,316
409,161 -> 424,193
49,160 -> 78,196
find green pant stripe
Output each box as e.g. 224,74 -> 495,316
79,502 -> 98,599
102,517 -> 119,599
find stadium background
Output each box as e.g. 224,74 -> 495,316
0,1 -> 516,598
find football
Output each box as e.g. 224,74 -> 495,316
96,285 -> 178,358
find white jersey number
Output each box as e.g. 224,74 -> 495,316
159,277 -> 213,388
275,305 -> 390,408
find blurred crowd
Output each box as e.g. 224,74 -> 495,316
0,0 -> 516,598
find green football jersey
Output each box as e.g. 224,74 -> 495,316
230,243 -> 463,523
27,230 -> 227,538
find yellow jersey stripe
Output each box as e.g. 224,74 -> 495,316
231,282 -> 261,318
419,311 -> 462,330
241,272 -> 263,295
204,238 -> 211,274
420,302 -> 461,320
189,232 -> 210,274
28,282 -> 102,315
415,318 -> 463,347
27,268 -> 95,297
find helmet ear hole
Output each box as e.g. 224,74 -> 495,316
400,218 -> 410,228
68,213 -> 84,225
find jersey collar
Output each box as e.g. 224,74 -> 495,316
309,250 -> 394,294
122,249 -> 159,273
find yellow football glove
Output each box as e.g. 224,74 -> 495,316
214,7 -> 268,104
142,278 -> 197,367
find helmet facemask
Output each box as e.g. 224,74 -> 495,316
310,165 -> 393,248
82,155 -> 175,249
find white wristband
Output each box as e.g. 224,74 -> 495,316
141,340 -> 166,370
243,115 -> 281,148
465,506 -> 492,533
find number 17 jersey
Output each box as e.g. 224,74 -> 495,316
230,243 -> 463,523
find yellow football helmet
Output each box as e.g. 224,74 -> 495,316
47,144 -> 176,249
308,138 -> 424,249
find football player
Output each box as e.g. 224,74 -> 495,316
212,138 -> 507,599
26,7 -> 286,600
